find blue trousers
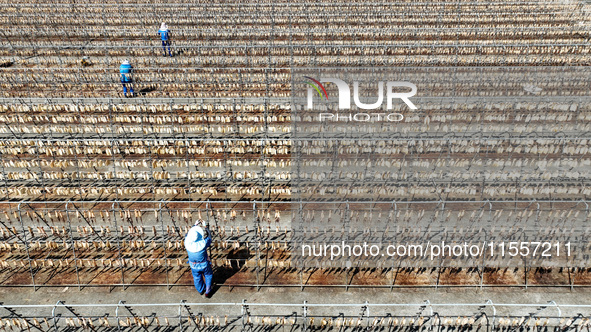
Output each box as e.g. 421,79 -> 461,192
162,40 -> 172,56
189,261 -> 213,294
121,76 -> 134,96
122,83 -> 134,95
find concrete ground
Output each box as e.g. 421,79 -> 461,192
1,286 -> 590,318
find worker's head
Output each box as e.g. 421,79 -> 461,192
122,59 -> 130,65
184,225 -> 206,253
161,22 -> 168,30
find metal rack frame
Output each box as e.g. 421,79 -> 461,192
0,199 -> 589,290
0,300 -> 585,331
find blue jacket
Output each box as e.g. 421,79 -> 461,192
119,63 -> 133,83
158,29 -> 170,41
187,235 -> 211,263
119,63 -> 132,74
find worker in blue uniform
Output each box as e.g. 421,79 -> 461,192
185,221 -> 213,297
119,60 -> 134,97
158,22 -> 172,57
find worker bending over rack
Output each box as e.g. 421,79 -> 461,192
185,220 -> 213,297
119,60 -> 135,97
158,22 -> 173,57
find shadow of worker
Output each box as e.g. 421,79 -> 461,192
209,247 -> 252,296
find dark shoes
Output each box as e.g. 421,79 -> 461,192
198,291 -> 211,298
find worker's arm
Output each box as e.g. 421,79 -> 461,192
201,220 -> 212,248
